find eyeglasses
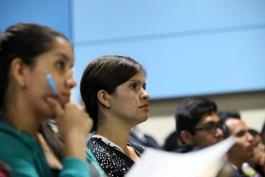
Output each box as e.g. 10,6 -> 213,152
194,121 -> 223,134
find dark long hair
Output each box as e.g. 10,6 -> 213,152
0,23 -> 68,112
80,55 -> 145,131
0,23 -> 70,162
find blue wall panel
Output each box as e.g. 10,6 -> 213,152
72,0 -> 265,100
73,28 -> 265,100
0,0 -> 71,39
1,0 -> 265,100
72,0 -> 265,43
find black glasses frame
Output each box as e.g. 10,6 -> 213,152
193,121 -> 223,133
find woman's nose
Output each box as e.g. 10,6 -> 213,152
141,89 -> 150,100
65,74 -> 76,89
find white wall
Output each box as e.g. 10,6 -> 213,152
138,92 -> 265,146
241,109 -> 265,131
138,115 -> 175,145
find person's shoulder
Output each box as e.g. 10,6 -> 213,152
130,143 -> 145,154
0,122 -> 35,159
87,136 -> 112,154
87,136 -> 104,146
0,122 -> 23,147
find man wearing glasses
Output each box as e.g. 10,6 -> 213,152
173,97 -> 224,153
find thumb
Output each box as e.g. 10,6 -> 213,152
46,97 -> 64,118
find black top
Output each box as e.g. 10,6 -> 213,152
87,136 -> 144,177
171,144 -> 201,153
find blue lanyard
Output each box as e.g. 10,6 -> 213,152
87,149 -> 107,177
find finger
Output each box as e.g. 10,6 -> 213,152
37,133 -> 53,152
46,97 -> 64,117
36,133 -> 62,169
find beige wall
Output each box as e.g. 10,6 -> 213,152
138,91 -> 265,146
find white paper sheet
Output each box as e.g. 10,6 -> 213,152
126,137 -> 235,177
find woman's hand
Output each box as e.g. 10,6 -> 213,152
46,97 -> 93,161
37,133 -> 62,170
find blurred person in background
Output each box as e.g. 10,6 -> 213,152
247,129 -> 265,176
220,111 -> 260,177
173,97 -> 223,153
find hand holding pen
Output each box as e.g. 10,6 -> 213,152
46,74 -> 93,161
46,74 -> 105,175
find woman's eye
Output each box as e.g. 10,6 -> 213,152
129,81 -> 146,92
130,83 -> 138,90
56,60 -> 66,70
143,84 -> 146,90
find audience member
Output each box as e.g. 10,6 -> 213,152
248,129 -> 265,176
163,131 -> 179,151
221,111 -> 260,177
173,97 -> 223,153
80,55 -> 149,177
0,23 -> 92,177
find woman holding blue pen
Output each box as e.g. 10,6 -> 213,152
0,23 -> 93,177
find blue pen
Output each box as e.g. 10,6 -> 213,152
46,74 -> 64,107
46,74 -> 59,96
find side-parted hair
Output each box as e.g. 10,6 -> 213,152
80,55 -> 145,131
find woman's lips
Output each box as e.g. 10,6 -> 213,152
62,93 -> 71,103
139,104 -> 149,110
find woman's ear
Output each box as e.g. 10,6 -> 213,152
10,58 -> 28,88
97,90 -> 111,108
180,130 -> 194,145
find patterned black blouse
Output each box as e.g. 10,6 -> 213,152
87,135 -> 144,177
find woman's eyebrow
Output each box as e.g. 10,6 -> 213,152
128,80 -> 141,83
55,53 -> 69,60
129,80 -> 145,84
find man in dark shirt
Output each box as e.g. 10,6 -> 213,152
173,97 -> 224,153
